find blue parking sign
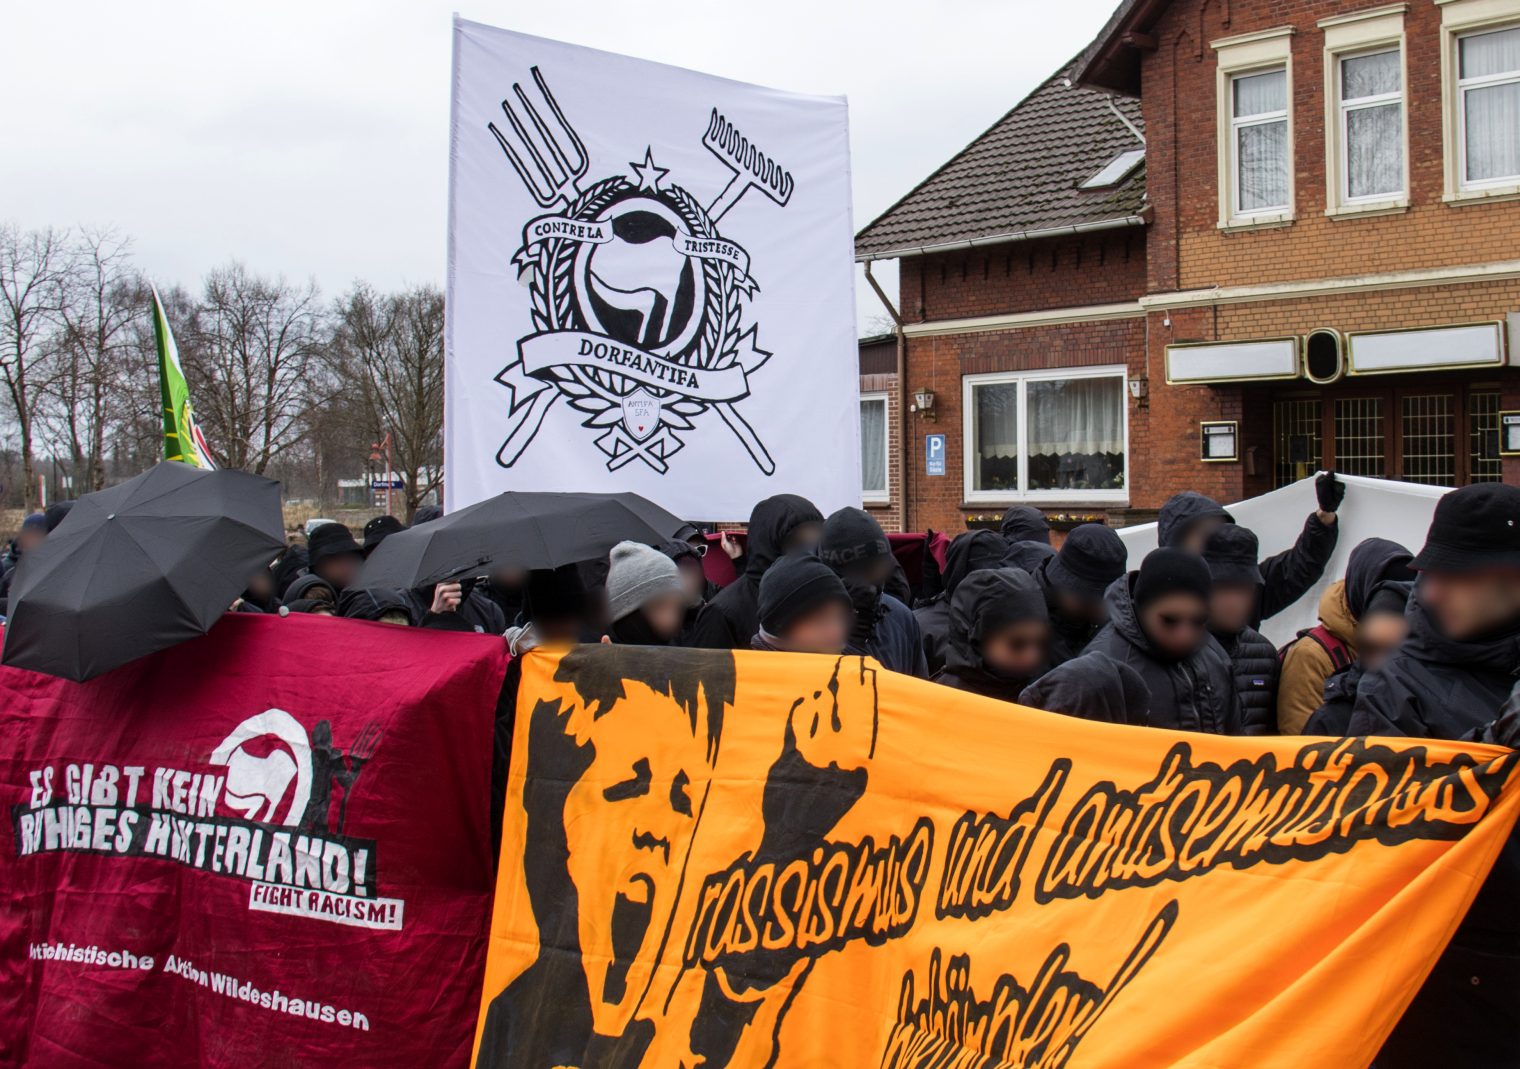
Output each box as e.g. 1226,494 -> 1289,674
925,434 -> 946,476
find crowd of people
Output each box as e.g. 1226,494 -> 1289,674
6,473 -> 1520,1064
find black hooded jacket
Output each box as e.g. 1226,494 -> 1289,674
914,531 -> 1008,675
1019,651 -> 1149,726
1085,574 -> 1243,734
1348,595 -> 1520,1068
689,495 -> 821,649
1157,491 -> 1338,626
1033,559 -> 1100,668
934,568 -> 1047,703
1343,537 -> 1414,620
337,587 -> 420,624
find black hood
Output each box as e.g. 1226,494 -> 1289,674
1019,651 -> 1150,725
1344,537 -> 1414,620
337,586 -> 418,624
943,568 -> 1048,680
744,494 -> 823,580
283,572 -> 337,607
1004,540 -> 1057,575
941,530 -> 1009,595
1102,572 -> 1166,659
999,506 -> 1050,545
1400,591 -> 1520,677
1157,492 -> 1232,549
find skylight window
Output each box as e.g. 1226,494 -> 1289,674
1080,147 -> 1145,189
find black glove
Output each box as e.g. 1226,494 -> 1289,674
1315,471 -> 1345,514
1474,679 -> 1520,747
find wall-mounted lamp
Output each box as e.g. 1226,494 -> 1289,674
1127,378 -> 1148,401
913,387 -> 937,422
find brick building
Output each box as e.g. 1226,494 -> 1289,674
856,0 -> 1520,534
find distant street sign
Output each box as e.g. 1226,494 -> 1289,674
371,479 -> 405,490
925,434 -> 946,476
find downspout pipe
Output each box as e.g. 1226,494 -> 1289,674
863,260 -> 911,531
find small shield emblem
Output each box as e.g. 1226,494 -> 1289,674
621,389 -> 662,442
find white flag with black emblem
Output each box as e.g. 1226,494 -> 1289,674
447,18 -> 861,520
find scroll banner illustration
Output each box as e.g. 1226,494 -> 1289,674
0,615 -> 508,1068
475,646 -> 1520,1068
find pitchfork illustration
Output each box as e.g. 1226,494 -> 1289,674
490,67 -> 783,475
334,721 -> 382,838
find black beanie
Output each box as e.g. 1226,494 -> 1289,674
758,554 -> 851,635
818,508 -> 891,573
1133,548 -> 1213,609
1045,523 -> 1128,600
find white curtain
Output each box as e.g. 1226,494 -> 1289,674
1026,377 -> 1123,456
1235,70 -> 1289,211
1343,51 -> 1403,199
859,399 -> 886,494
974,383 -> 1019,458
1462,28 -> 1520,182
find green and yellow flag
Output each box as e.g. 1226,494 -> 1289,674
151,287 -> 216,469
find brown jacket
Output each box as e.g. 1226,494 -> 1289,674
1277,580 -> 1357,734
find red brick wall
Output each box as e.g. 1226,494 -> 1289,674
1141,0 -> 1520,293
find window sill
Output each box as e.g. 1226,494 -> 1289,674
1218,213 -> 1295,232
1325,200 -> 1409,220
1444,185 -> 1520,207
961,497 -> 1131,509
862,498 -> 893,508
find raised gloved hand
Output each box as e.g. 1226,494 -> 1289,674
1315,471 -> 1345,514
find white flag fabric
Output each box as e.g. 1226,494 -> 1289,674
1117,474 -> 1447,646
446,19 -> 860,520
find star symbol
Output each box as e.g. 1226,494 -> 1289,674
629,147 -> 669,193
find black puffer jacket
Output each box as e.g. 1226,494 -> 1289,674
689,494 -> 821,649
934,568 -> 1047,703
1211,625 -> 1276,735
1085,574 -> 1243,734
1019,651 -> 1149,726
1157,492 -> 1338,626
1348,595 -> 1520,1069
914,531 -> 1007,675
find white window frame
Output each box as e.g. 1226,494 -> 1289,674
1439,0 -> 1520,202
1321,6 -> 1409,217
961,365 -> 1130,505
1213,27 -> 1297,230
859,391 -> 891,504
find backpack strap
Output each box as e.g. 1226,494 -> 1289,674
1282,624 -> 1352,672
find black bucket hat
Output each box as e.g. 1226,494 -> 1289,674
1045,523 -> 1128,601
307,522 -> 363,566
1410,484 -> 1520,573
1202,523 -> 1264,586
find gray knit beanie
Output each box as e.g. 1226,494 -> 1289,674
606,541 -> 684,622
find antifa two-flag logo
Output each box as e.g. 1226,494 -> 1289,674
488,67 -> 793,476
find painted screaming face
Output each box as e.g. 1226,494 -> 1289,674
562,680 -> 712,1037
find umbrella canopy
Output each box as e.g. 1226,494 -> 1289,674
360,491 -> 685,589
2,461 -> 285,681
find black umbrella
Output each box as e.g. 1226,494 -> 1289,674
2,461 -> 286,681
359,491 -> 685,589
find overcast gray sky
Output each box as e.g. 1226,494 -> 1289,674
1,0 -> 1118,333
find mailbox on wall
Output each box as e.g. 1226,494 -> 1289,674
1200,420 -> 1239,463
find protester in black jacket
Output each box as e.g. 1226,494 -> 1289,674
337,587 -> 418,625
999,505 -> 1050,546
306,522 -> 365,593
1201,525 -> 1276,735
819,507 -> 927,677
914,530 -> 1006,675
658,539 -> 712,644
689,494 -> 822,649
1303,582 -> 1410,735
410,580 -> 509,634
1086,548 -> 1242,734
934,568 -> 1049,703
751,554 -> 852,654
1020,651 -> 1150,726
1347,484 -> 1520,1069
1156,472 -> 1342,626
1034,523 -> 1128,667
1003,540 -> 1056,574
603,541 -> 686,646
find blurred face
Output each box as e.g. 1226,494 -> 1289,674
1417,568 -> 1520,641
16,527 -> 45,554
980,619 -> 1049,679
377,610 -> 411,627
841,554 -> 894,589
780,601 -> 851,654
313,552 -> 362,592
563,683 -> 709,1036
781,521 -> 822,555
1139,592 -> 1211,659
676,559 -> 706,607
310,604 -> 336,617
1053,587 -> 1107,627
245,569 -> 275,603
1180,517 -> 1227,555
1356,610 -> 1409,673
641,592 -> 686,642
1208,582 -> 1257,635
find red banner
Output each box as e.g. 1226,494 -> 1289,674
0,614 -> 510,1068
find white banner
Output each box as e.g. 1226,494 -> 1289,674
446,19 -> 861,520
1118,474 -> 1447,646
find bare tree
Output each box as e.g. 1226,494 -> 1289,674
332,283 -> 444,520
0,224 -> 73,510
186,263 -> 325,473
42,228 -> 146,493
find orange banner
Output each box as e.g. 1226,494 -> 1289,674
474,646 -> 1520,1068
